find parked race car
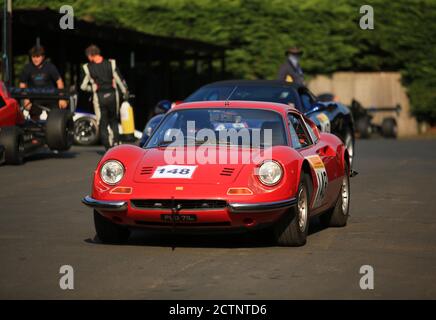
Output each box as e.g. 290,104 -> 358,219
0,82 -> 74,165
139,100 -> 172,147
73,111 -> 143,146
318,93 -> 399,139
73,111 -> 99,145
350,99 -> 400,139
185,80 -> 355,165
82,100 -> 352,247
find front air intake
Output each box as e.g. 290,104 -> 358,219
131,199 -> 227,210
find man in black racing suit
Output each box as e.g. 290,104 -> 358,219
80,45 -> 129,150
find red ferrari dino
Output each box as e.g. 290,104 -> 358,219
83,100 -> 351,246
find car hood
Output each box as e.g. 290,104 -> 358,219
133,146 -> 263,185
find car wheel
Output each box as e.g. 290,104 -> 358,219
46,109 -> 74,151
273,173 -> 310,247
73,116 -> 99,145
320,163 -> 350,227
381,117 -> 397,138
0,127 -> 25,165
356,117 -> 371,139
94,210 -> 130,244
343,128 -> 354,167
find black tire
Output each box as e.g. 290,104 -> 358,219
73,116 -> 99,146
94,210 -> 130,244
0,127 -> 25,165
356,117 -> 371,139
381,117 -> 397,138
273,173 -> 311,247
45,109 -> 74,151
343,127 -> 355,167
320,163 -> 350,227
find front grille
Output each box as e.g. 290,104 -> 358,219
131,199 -> 227,210
220,167 -> 235,176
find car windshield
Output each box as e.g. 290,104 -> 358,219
145,108 -> 287,148
186,85 -> 299,106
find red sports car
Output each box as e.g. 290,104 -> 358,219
83,100 -> 351,246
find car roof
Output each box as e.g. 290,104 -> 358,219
200,79 -> 304,90
172,100 -> 298,115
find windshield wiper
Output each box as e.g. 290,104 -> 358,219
157,140 -> 175,148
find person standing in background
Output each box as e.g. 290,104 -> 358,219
80,45 -> 129,150
277,46 -> 305,85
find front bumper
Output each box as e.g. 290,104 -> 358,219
82,196 -> 127,211
82,196 -> 296,229
228,198 -> 297,213
82,196 -> 296,213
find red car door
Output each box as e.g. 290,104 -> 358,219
287,112 -> 338,213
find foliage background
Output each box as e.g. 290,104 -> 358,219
10,0 -> 436,121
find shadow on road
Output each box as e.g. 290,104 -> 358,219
84,217 -> 328,249
25,150 -> 78,163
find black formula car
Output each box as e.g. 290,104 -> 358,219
185,80 -> 355,165
0,84 -> 74,165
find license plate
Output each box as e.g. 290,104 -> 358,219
161,214 -> 197,223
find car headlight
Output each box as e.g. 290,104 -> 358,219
100,160 -> 124,185
257,161 -> 283,186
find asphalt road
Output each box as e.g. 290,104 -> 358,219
0,139 -> 435,299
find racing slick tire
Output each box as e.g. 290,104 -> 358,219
0,127 -> 25,165
94,210 -> 130,244
73,116 -> 99,146
320,163 -> 350,227
381,117 -> 397,138
273,173 -> 311,247
356,117 -> 371,139
46,109 -> 74,151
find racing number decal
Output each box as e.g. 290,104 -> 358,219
316,113 -> 331,133
151,165 -> 197,179
306,155 -> 328,208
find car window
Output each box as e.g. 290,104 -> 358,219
185,86 -> 235,101
145,108 -> 287,148
228,86 -> 299,106
288,113 -> 312,149
186,85 -> 299,106
299,89 -> 315,113
303,118 -> 319,143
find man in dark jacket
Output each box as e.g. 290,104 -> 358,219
19,45 -> 68,120
80,45 -> 129,150
277,47 -> 305,85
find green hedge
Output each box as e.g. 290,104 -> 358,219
13,0 -> 436,122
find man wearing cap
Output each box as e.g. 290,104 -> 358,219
277,47 -> 305,85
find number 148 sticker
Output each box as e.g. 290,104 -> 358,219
151,165 -> 197,179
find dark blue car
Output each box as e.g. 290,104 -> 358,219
184,80 -> 355,165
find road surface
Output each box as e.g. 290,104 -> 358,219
0,139 -> 435,299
